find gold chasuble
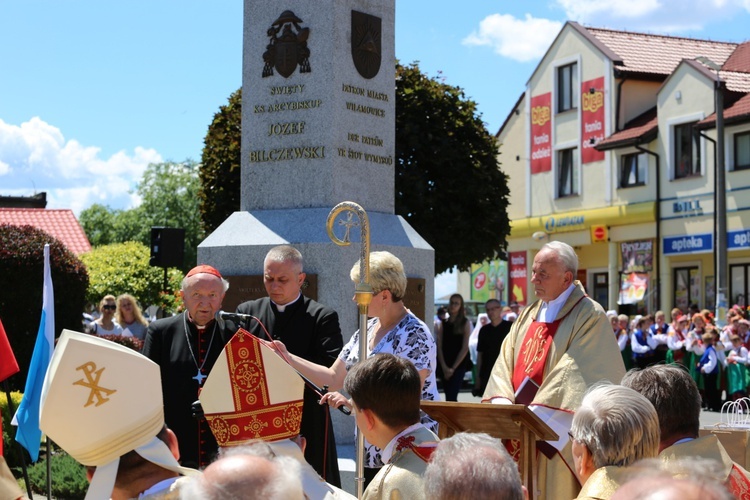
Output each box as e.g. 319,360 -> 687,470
576,466 -> 628,499
483,281 -> 626,499
661,435 -> 750,498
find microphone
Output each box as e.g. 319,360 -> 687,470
216,310 -> 255,321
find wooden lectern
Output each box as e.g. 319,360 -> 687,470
421,401 -> 558,499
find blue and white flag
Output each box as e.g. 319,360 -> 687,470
14,243 -> 55,461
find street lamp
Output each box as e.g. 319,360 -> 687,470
696,56 -> 728,327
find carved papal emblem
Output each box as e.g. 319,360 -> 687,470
351,10 -> 381,79
262,10 -> 311,78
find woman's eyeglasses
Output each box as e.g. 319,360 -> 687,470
102,305 -> 116,311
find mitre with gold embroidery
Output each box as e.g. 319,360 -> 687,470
39,329 -> 197,500
199,328 -> 304,446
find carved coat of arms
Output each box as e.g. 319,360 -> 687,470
351,10 -> 381,79
262,10 -> 311,78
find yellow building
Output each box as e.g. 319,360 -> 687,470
495,21 -> 750,315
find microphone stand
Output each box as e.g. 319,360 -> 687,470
214,311 -> 351,416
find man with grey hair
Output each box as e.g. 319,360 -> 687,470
235,245 -> 344,485
181,443 -> 304,500
569,384 -> 660,499
622,364 -> 750,496
143,264 -> 233,468
423,432 -> 527,500
483,241 -> 625,498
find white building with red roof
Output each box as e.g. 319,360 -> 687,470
496,21 -> 750,315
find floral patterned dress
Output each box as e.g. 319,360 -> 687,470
340,312 -> 440,468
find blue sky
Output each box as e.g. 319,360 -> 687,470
2,1 -> 749,298
2,1 -> 749,214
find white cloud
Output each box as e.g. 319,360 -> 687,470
556,0 -> 748,33
558,0 -> 661,20
0,117 -> 162,215
463,14 -> 563,62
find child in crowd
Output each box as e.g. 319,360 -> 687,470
685,314 -> 707,388
343,353 -> 439,500
726,334 -> 749,401
631,315 -> 656,369
649,311 -> 670,364
698,331 -> 721,412
666,315 -> 689,367
613,314 -> 632,370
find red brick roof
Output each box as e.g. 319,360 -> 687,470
698,92 -> 750,128
0,209 -> 91,255
596,107 -> 658,150
584,25 -> 738,77
722,41 -> 750,73
721,71 -> 750,93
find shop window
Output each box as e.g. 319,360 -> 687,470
592,272 -> 608,310
734,131 -> 750,171
673,122 -> 701,179
557,63 -> 578,113
620,152 -> 647,187
673,267 -> 700,312
730,264 -> 749,309
557,148 -> 578,197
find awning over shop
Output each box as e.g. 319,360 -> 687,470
510,202 -> 656,238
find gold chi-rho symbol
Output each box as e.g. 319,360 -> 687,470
73,362 -> 116,407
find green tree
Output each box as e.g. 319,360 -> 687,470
79,161 -> 204,270
79,241 -> 183,313
200,88 -> 242,233
78,203 -> 118,246
199,63 -> 510,273
0,224 -> 89,391
136,160 -> 204,269
395,63 -> 510,272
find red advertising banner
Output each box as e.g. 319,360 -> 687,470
508,251 -> 528,307
530,93 -> 552,174
581,76 -> 605,164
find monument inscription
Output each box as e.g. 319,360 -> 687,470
201,0 -> 434,448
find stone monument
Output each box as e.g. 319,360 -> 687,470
199,0 -> 434,442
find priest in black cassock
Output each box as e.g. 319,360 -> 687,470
142,264 -> 234,469
235,245 -> 343,487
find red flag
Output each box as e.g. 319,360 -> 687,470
0,318 -> 20,382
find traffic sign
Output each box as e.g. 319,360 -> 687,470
591,225 -> 608,243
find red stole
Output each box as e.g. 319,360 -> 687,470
504,297 -> 585,464
396,434 -> 437,463
512,296 -> 585,392
728,464 -> 750,498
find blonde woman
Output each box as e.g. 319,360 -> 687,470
271,251 -> 439,488
116,294 -> 148,340
88,295 -> 127,336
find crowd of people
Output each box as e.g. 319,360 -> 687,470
6,241 -> 750,499
610,303 -> 750,411
84,293 -> 150,342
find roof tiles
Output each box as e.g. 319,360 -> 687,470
698,92 -> 750,128
722,41 -> 750,73
0,209 -> 92,255
596,108 -> 658,150
585,26 -> 738,76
